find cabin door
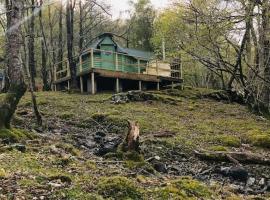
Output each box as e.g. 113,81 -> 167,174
100,45 -> 115,71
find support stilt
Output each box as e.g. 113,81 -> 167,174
80,76 -> 83,93
67,81 -> 70,91
116,78 -> 120,93
139,81 -> 142,91
157,82 -> 160,91
91,72 -> 95,95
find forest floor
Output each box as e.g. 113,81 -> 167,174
0,87 -> 270,199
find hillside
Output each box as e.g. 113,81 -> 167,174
0,88 -> 270,199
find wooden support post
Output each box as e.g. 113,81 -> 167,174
80,76 -> 83,93
139,81 -> 142,91
91,49 -> 94,69
157,82 -> 160,91
91,72 -> 95,95
54,84 -> 57,92
116,78 -> 120,93
67,60 -> 71,77
171,81 -> 174,89
67,80 -> 70,90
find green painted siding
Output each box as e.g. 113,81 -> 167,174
76,36 -> 149,75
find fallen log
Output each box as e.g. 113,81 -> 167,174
194,150 -> 270,165
122,121 -> 140,152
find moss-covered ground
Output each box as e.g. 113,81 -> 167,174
0,87 -> 269,199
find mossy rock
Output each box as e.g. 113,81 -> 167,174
97,176 -> 143,200
246,130 -> 270,148
0,128 -> 34,143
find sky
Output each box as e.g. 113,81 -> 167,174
107,0 -> 171,19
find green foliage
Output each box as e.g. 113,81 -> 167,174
97,176 -> 143,199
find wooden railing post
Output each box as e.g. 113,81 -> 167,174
54,64 -> 57,81
156,60 -> 159,76
115,52 -> 119,71
138,59 -> 141,74
79,55 -> 83,73
91,48 -> 94,69
67,60 -> 71,77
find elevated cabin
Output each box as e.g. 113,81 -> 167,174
53,33 -> 183,94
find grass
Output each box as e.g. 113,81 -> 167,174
0,88 -> 268,199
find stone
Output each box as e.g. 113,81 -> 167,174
12,144 -> 26,153
246,177 -> 255,186
259,178 -> 265,186
153,162 -> 167,173
220,166 -> 249,182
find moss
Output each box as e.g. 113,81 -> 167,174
208,145 -> 228,151
97,176 -> 143,199
0,168 -> 7,178
56,187 -> 104,200
0,128 -> 34,143
152,177 -> 213,199
246,130 -> 270,148
216,135 -> 241,147
58,112 -> 75,120
55,143 -> 81,156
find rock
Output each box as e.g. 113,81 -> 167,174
93,135 -> 103,143
48,182 -> 62,188
94,137 -> 122,156
12,144 -> 26,153
246,177 -> 255,186
153,162 -> 167,173
95,131 -> 106,137
111,91 -> 158,104
259,178 -> 265,186
220,166 -> 249,182
154,156 -> 161,161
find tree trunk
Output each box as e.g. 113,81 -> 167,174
79,0 -> 83,53
41,39 -> 50,91
0,0 -> 26,129
66,0 -> 77,90
261,0 -> 270,111
28,0 -> 37,91
57,1 -> 63,71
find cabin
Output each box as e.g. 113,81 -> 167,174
53,33 -> 183,94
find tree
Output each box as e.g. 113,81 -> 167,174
261,0 -> 270,112
28,0 -> 37,91
66,0 -> 77,90
126,0 -> 155,51
0,0 -> 27,129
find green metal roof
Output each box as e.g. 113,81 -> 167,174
85,33 -> 154,61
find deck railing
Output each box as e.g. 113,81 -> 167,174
54,48 -> 182,82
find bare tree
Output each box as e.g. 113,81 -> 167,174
0,0 -> 27,129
